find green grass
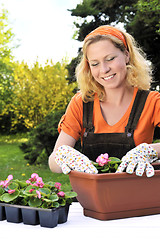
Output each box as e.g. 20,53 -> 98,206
0,134 -> 72,191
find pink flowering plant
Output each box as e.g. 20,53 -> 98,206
0,173 -> 77,209
92,153 -> 121,173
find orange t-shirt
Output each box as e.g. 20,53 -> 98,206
58,88 -> 160,146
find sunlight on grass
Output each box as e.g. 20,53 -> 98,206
0,134 -> 72,192
0,133 -> 29,143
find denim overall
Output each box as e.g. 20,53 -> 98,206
82,90 -> 149,161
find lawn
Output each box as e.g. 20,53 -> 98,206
0,134 -> 72,191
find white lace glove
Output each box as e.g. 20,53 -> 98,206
116,143 -> 158,177
55,145 -> 98,174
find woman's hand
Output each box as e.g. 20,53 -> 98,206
116,143 -> 158,177
55,145 -> 98,174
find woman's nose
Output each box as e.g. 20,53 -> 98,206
100,62 -> 110,74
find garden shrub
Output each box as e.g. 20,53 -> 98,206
20,110 -> 65,165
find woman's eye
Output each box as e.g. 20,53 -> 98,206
107,56 -> 115,61
91,63 -> 99,67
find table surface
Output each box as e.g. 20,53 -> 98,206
1,202 -> 160,240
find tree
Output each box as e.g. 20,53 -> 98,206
136,0 -> 160,33
69,0 -> 137,41
0,8 -> 15,132
69,0 -> 160,88
20,110 -> 64,165
126,0 -> 160,88
10,60 -> 77,129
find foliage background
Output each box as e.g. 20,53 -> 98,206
69,0 -> 160,89
0,1 -> 160,174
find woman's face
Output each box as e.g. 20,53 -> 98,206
86,39 -> 129,91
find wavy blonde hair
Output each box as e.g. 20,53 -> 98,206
76,27 -> 152,102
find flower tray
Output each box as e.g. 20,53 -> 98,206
0,205 -> 6,221
0,203 -> 70,228
69,163 -> 160,220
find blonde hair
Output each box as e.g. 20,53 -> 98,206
76,27 -> 152,102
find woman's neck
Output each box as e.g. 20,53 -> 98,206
103,86 -> 134,106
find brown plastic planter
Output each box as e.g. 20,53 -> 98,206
69,163 -> 160,220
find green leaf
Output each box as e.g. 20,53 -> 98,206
104,165 -> 110,170
8,182 -> 19,190
109,157 -> 121,162
39,188 -> 51,196
64,191 -> 77,199
41,201 -> 59,209
44,181 -> 55,188
14,179 -> 28,188
28,198 -> 42,207
59,198 -> 66,206
23,186 -> 37,197
114,163 -> 118,169
92,162 -> 99,167
25,185 -> 37,192
49,193 -> 59,202
41,202 -> 48,208
52,202 -> 59,208
20,198 -> 28,206
101,168 -> 109,173
43,198 -> 52,203
24,185 -> 39,194
0,187 -> 5,196
1,189 -> 20,203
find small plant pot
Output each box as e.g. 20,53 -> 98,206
69,163 -> 160,220
4,204 -> 22,223
58,204 -> 70,224
21,207 -> 39,225
0,205 -> 6,221
38,208 -> 59,228
0,203 -> 70,227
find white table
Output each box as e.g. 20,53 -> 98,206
1,202 -> 160,240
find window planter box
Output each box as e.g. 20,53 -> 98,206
69,163 -> 160,220
0,203 -> 70,228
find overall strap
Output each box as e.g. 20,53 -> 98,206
125,90 -> 150,136
83,90 -> 149,135
83,101 -> 94,132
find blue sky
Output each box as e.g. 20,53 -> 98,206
0,0 -> 82,65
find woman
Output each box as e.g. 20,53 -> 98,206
48,25 -> 160,177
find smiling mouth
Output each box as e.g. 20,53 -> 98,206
103,74 -> 116,81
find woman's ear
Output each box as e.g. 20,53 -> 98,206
125,50 -> 130,64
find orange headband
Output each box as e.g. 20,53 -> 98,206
85,25 -> 127,49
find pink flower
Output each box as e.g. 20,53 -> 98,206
8,189 -> 15,194
55,182 -> 61,190
26,173 -> 44,187
32,182 -> 39,187
57,191 -> 65,197
0,181 -> 5,187
36,190 -> 41,199
31,173 -> 39,179
36,177 -> 44,188
96,153 -> 110,166
1,175 -> 14,188
29,173 -> 39,182
29,189 -> 34,193
6,175 -> 13,181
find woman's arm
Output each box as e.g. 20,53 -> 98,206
48,130 -> 77,173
